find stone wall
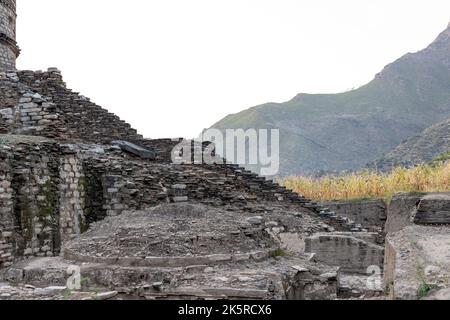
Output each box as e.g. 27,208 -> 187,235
383,236 -> 396,297
0,0 -> 17,71
384,192 -> 450,234
17,70 -> 143,144
413,193 -> 450,225
321,199 -> 387,232
0,2 -> 15,39
58,148 -> 84,242
0,136 -> 363,268
0,44 -> 15,71
0,72 -> 65,138
0,148 -> 13,267
0,140 -> 86,268
305,232 -> 385,274
384,193 -> 424,234
16,70 -> 189,163
74,152 -> 359,232
9,142 -> 64,260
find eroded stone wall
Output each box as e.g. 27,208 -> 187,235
59,148 -> 84,242
384,193 -> 423,234
321,199 -> 387,232
0,73 -> 65,138
17,70 -> 143,144
9,142 -> 62,260
0,148 -> 13,267
305,232 -> 385,274
0,141 -> 87,267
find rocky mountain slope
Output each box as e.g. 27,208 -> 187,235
211,23 -> 450,176
372,117 -> 450,170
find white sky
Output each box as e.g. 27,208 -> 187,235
16,0 -> 450,139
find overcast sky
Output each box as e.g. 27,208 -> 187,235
16,0 -> 450,139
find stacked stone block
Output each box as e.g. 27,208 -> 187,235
0,141 -> 86,267
0,72 -> 65,138
10,142 -> 62,259
17,69 -> 143,144
0,148 -> 13,267
59,149 -> 84,242
0,0 -> 19,71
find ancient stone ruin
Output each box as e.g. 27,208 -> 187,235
0,0 -> 18,72
0,1 -> 449,300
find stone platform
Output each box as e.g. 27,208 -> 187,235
0,203 -> 341,300
1,256 -> 340,300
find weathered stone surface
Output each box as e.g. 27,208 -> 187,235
384,192 -> 450,235
423,288 -> 450,300
64,204 -> 279,262
0,255 -> 339,300
0,136 -> 337,272
247,216 -> 265,225
321,199 -> 387,232
413,193 -> 450,225
384,225 -> 450,300
305,232 -> 385,274
111,140 -> 156,160
384,193 -> 423,234
95,291 -> 118,300
0,0 -> 19,72
338,273 -> 383,298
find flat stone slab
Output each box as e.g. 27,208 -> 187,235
414,194 -> 450,225
111,140 -> 156,160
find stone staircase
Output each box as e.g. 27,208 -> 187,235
182,162 -> 366,232
17,69 -> 143,144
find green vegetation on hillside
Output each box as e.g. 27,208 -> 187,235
212,25 -> 450,176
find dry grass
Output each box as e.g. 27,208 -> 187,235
280,161 -> 450,202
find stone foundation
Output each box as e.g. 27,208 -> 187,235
321,199 -> 387,232
305,232 -> 385,274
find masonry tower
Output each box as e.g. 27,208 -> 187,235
0,0 -> 19,71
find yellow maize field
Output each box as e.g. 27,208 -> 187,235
280,161 -> 450,202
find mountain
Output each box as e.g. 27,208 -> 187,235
372,116 -> 450,170
211,23 -> 450,176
